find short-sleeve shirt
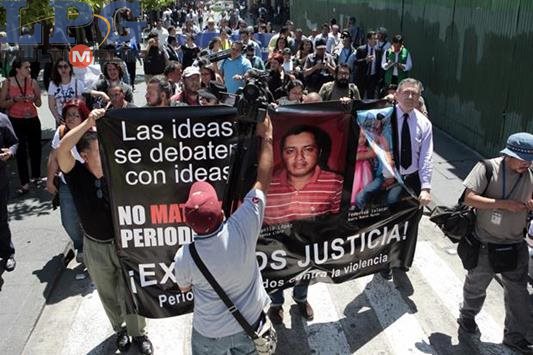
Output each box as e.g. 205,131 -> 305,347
264,166 -> 343,225
463,157 -> 533,244
48,78 -> 85,118
174,189 -> 270,338
220,55 -> 252,94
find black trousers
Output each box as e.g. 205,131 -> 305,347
361,74 -> 379,99
389,172 -> 423,269
0,182 -> 14,258
9,117 -> 42,186
126,60 -> 137,88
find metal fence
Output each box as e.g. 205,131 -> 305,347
290,0 -> 533,157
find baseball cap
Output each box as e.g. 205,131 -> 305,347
315,38 -> 327,48
184,181 -> 223,235
182,66 -> 201,78
500,132 -> 533,161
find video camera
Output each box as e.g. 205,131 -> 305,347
199,48 -> 232,63
235,69 -> 274,123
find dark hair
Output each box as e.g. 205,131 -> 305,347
336,63 -> 351,75
208,37 -> 221,50
284,79 -> 303,94
366,31 -> 377,39
280,125 -> 332,171
322,23 -> 330,30
103,62 -> 124,80
168,36 -> 177,45
299,38 -> 314,53
392,34 -> 403,44
51,59 -> 73,86
76,131 -> 98,154
164,61 -> 182,76
275,36 -> 288,50
148,75 -> 172,98
280,26 -> 289,35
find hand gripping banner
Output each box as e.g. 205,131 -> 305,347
97,101 -> 422,318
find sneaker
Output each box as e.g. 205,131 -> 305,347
296,301 -> 314,321
4,256 -> 16,272
267,306 -> 283,325
503,338 -> 533,354
133,335 -> 153,355
116,329 -> 131,352
457,316 -> 479,334
75,252 -> 84,264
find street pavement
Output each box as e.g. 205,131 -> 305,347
0,73 -> 531,355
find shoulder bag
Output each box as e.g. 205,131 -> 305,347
189,243 -> 277,355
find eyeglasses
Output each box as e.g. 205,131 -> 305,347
94,179 -> 103,199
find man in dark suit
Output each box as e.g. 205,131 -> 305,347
353,31 -> 382,99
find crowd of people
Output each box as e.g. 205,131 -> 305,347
0,1 -> 532,355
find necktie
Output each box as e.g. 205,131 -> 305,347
367,47 -> 374,75
400,113 -> 412,169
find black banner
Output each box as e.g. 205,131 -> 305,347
97,102 -> 421,318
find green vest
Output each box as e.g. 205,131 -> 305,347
384,47 -> 409,85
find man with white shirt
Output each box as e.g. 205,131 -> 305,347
354,31 -> 383,99
381,34 -> 413,87
314,23 -> 335,54
153,20 -> 169,49
381,78 -> 433,279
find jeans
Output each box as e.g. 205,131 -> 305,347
59,181 -> 83,252
192,328 -> 256,355
355,175 -> 384,209
270,282 -> 309,307
0,183 -> 14,258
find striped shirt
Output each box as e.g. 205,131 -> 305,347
264,167 -> 343,225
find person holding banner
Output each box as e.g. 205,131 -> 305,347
56,109 -> 154,355
381,78 -> 433,279
174,113 -> 274,355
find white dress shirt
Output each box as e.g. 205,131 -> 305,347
395,105 -> 433,190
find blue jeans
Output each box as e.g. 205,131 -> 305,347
191,328 -> 256,355
59,181 -> 83,252
0,183 -> 14,258
355,175 -> 384,209
270,283 -> 308,307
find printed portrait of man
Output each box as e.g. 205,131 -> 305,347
264,124 -> 343,225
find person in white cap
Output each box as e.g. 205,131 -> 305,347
171,66 -> 202,106
458,132 -> 533,354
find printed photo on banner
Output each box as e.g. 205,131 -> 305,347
349,107 -> 402,214
263,108 -> 349,225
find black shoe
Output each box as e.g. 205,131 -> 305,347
296,301 -> 314,321
4,256 -> 16,272
380,268 -> 392,280
116,329 -> 131,352
133,335 -> 153,355
503,338 -> 533,354
457,316 -> 479,334
268,306 -> 283,325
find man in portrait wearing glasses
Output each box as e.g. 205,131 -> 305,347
264,125 -> 343,225
56,109 -> 154,355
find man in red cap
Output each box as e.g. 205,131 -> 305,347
174,114 -> 274,354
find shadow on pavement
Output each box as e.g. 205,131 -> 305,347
0,262 -> 4,291
272,305 -> 312,355
416,331 -> 514,355
32,254 -> 65,300
87,333 -> 144,355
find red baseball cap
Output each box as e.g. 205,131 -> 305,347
184,181 -> 223,235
